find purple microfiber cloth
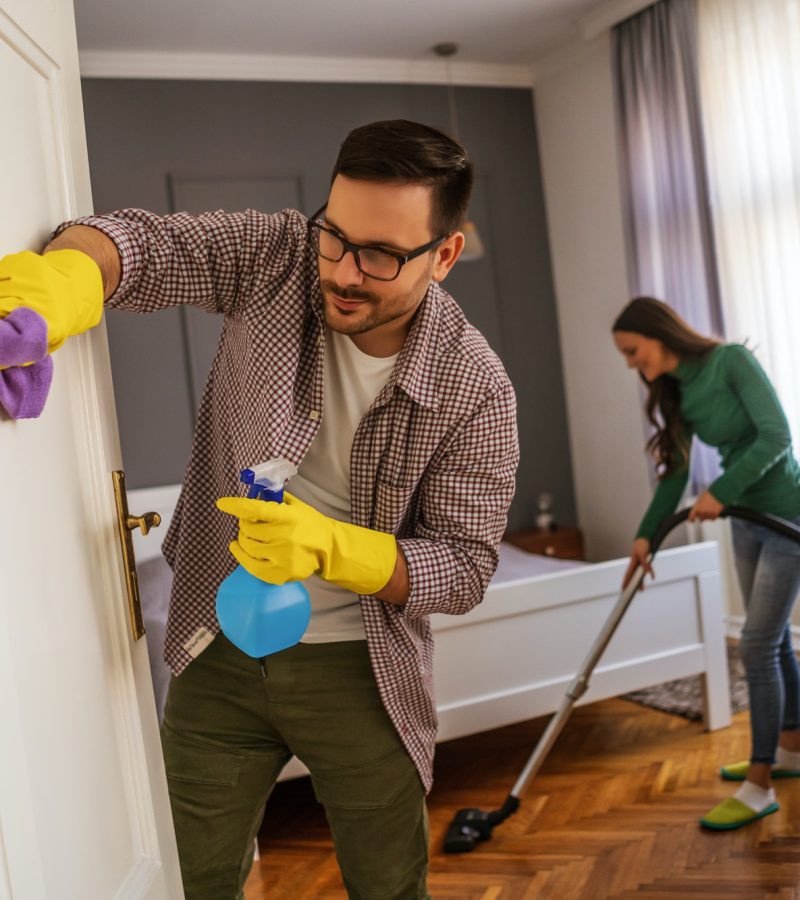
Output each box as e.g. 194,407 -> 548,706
0,307 -> 54,419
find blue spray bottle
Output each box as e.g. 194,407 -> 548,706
216,458 -> 311,658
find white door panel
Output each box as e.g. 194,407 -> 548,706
0,1 -> 182,897
1,0 -> 58,63
0,22 -> 62,249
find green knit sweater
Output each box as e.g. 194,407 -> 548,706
637,343 -> 800,541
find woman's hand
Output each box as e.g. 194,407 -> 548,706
622,537 -> 653,590
688,490 -> 724,522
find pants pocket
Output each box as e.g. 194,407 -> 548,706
162,727 -> 247,787
161,726 -> 263,899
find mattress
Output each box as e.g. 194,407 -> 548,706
491,540 -> 587,584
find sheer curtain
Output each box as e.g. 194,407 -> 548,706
699,0 -> 800,445
613,0 -> 724,491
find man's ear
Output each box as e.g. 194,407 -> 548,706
432,232 -> 465,283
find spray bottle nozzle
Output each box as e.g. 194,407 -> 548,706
240,457 -> 297,502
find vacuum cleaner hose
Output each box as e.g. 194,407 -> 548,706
652,505 -> 800,554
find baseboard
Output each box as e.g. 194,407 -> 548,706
725,615 -> 800,650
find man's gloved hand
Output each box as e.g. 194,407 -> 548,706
216,492 -> 398,595
0,250 -> 104,355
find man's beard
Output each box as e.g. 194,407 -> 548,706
320,278 -> 425,336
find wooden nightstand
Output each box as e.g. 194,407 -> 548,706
503,526 -> 585,561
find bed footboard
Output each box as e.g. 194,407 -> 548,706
430,541 -> 730,742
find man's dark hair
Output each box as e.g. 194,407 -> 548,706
332,119 -> 474,237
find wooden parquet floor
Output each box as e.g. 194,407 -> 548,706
245,700 -> 800,899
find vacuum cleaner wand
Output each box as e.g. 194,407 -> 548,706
442,505 -> 800,853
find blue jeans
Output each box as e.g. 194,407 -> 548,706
732,516 -> 800,764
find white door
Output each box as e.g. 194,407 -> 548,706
0,0 -> 183,897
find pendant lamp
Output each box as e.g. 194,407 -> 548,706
433,42 -> 485,262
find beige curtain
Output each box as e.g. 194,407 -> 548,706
699,0 -> 800,444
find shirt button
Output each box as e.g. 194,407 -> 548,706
309,410 -> 320,420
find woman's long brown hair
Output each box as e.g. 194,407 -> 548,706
612,297 -> 721,478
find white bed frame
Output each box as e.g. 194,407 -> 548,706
431,540 -> 729,745
130,487 -> 730,781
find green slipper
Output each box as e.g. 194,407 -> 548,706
700,797 -> 779,830
720,760 -> 800,781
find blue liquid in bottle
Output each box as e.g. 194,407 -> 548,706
216,462 -> 311,658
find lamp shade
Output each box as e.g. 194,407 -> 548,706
459,219 -> 485,262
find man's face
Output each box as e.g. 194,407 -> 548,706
317,176 -> 454,350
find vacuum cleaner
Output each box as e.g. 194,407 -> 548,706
443,505 -> 800,853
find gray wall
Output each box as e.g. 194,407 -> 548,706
81,78 -> 575,531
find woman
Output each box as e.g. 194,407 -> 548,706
613,297 -> 800,830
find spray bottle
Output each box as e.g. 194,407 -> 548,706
216,458 -> 311,658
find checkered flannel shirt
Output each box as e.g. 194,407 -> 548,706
57,207 -> 519,790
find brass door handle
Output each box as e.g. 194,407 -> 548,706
126,511 -> 161,537
112,470 -> 161,641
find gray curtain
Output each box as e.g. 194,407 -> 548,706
613,0 -> 723,492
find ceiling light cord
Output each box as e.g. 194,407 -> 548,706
434,42 -> 460,141
445,60 -> 460,141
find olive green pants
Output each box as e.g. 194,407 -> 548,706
161,634 -> 430,900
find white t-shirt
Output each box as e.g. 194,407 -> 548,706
290,328 -> 398,642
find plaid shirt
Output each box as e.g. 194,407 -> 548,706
58,208 -> 519,790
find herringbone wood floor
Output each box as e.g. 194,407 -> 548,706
245,700 -> 800,899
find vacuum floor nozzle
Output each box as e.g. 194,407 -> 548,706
443,796 -> 521,853
443,809 -> 492,853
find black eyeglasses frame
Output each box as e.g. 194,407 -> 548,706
307,205 -> 451,282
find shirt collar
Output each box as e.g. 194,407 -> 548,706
384,281 -> 441,410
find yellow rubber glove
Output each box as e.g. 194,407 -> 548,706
216,492 -> 398,594
0,249 -> 104,355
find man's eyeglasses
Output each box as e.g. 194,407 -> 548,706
307,205 -> 450,282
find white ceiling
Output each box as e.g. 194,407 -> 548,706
72,0 -> 640,69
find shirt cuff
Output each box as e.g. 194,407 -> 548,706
51,216 -> 143,303
395,537 -> 489,620
707,476 -> 736,506
395,539 -> 444,619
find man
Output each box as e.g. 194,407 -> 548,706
0,120 -> 519,899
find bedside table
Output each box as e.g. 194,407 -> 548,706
503,525 -> 585,561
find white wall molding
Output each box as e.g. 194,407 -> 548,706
579,0 -> 658,40
78,49 -> 536,87
530,0 -> 658,86
725,615 -> 745,642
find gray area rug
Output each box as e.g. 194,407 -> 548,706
622,643 -> 749,721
